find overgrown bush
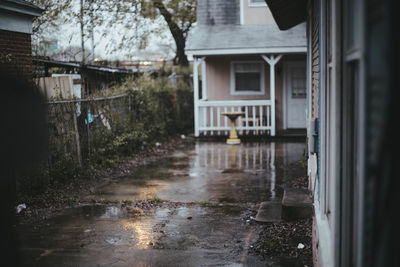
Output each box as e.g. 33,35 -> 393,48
17,71 -> 193,197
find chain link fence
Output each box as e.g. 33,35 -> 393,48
17,87 -> 193,195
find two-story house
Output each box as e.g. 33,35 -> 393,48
186,0 -> 308,137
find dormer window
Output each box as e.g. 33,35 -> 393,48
248,0 -> 267,7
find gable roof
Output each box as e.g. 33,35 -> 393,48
186,23 -> 306,56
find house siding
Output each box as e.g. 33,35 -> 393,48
308,0 -> 321,266
311,0 -> 319,120
242,1 -> 276,25
197,0 -> 240,25
205,55 -> 285,131
0,29 -> 32,77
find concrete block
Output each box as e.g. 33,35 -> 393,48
254,201 -> 282,223
282,188 -> 313,221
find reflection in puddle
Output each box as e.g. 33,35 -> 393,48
18,141 -> 307,267
194,142 -> 276,171
121,220 -> 154,249
90,141 -> 305,203
100,206 -> 128,219
194,142 -> 278,199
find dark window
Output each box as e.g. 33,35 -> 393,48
236,72 -> 260,91
232,62 -> 263,94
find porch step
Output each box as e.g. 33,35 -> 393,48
281,188 -> 313,221
254,201 -> 282,223
254,188 -> 313,223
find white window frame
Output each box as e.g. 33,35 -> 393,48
230,60 -> 265,96
248,0 -> 267,7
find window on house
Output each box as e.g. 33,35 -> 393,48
248,0 -> 267,7
291,68 -> 307,98
231,61 -> 265,95
339,0 -> 363,265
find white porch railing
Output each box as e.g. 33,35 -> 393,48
195,100 -> 273,136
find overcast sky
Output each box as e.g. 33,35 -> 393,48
39,0 -> 176,61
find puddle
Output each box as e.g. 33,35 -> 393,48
90,141 -> 305,203
18,141 -> 306,267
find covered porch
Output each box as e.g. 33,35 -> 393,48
193,54 -> 282,137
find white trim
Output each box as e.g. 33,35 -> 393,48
201,57 -> 207,100
186,47 -> 307,57
193,58 -> 201,137
0,3 -> 42,17
283,60 -> 307,130
283,61 -> 288,130
261,54 -> 282,136
198,99 -> 272,107
230,60 -> 265,96
248,0 -> 267,7
314,199 -> 335,267
196,100 -> 273,135
199,126 -> 272,131
0,11 -> 32,34
240,0 -> 244,25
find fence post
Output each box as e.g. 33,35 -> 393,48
73,103 -> 82,166
86,101 -> 91,157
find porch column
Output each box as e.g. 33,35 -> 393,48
262,54 -> 282,136
201,57 -> 207,100
193,58 -> 201,137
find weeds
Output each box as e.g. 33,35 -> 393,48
151,195 -> 162,202
17,70 -> 193,200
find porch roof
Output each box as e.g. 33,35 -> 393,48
186,23 -> 306,56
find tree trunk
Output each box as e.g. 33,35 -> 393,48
153,1 -> 189,66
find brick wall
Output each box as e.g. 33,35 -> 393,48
0,29 -> 33,77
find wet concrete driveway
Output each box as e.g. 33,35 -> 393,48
18,141 -> 306,267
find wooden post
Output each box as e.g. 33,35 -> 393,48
193,58 -> 201,137
201,57 -> 207,100
262,54 -> 282,136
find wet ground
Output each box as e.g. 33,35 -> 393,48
17,141 -> 307,267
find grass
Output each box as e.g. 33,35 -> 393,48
122,199 -> 134,205
151,195 -> 162,202
197,200 -> 210,206
99,198 -> 119,204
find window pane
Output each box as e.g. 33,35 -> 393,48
346,0 -> 361,50
292,68 -> 306,98
236,72 -> 260,91
250,0 -> 265,4
234,63 -> 261,72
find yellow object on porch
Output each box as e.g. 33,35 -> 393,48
222,112 -> 245,144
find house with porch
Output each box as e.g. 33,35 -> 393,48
186,0 -> 307,137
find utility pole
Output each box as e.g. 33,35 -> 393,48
80,0 -> 91,156
89,0 -> 95,64
80,0 -> 85,67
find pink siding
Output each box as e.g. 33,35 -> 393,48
205,55 -> 284,130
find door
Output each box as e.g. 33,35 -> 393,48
284,61 -> 307,128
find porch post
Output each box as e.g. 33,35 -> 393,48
262,54 -> 282,136
201,57 -> 207,100
193,58 -> 201,137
